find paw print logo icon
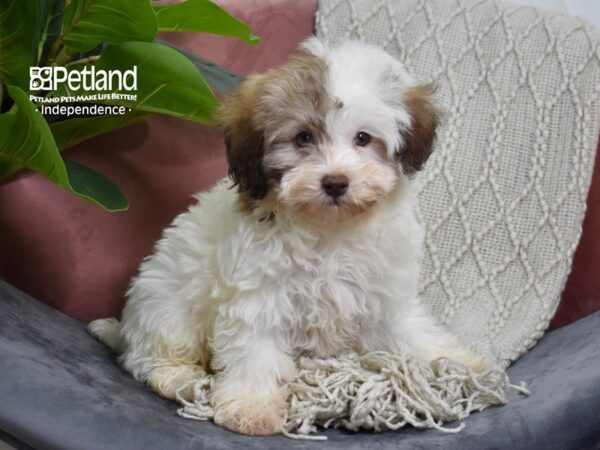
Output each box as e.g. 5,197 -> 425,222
29,67 -> 53,91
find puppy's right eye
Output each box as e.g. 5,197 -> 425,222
294,131 -> 313,147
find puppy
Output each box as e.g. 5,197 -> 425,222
89,38 -> 489,436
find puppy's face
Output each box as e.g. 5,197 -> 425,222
221,39 -> 438,223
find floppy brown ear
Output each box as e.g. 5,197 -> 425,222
220,76 -> 269,200
399,83 -> 439,175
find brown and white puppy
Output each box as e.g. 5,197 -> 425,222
89,38 -> 489,436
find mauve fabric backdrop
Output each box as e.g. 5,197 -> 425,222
0,0 -> 318,323
550,138 -> 600,329
0,0 -> 597,328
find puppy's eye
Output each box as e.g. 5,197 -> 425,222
354,131 -> 371,147
294,131 -> 313,147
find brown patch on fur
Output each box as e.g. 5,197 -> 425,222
235,192 -> 255,213
219,52 -> 330,199
400,83 -> 439,175
370,136 -> 389,161
219,75 -> 269,199
256,53 -> 330,127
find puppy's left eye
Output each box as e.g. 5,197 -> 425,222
354,131 -> 371,147
294,131 -> 313,147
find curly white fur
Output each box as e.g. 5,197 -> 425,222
89,38 -> 489,436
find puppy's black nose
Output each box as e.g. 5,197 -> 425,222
321,174 -> 349,199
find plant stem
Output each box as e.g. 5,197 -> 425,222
55,47 -> 76,66
66,55 -> 99,67
47,38 -> 63,65
0,83 -> 4,110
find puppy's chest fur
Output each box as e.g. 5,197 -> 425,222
281,234 -> 381,357
241,210 -> 416,358
182,183 -> 421,359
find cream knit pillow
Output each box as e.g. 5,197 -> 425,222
316,0 -> 600,365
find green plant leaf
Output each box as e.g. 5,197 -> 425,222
50,112 -> 149,149
50,42 -> 220,123
61,0 -> 158,52
0,85 -> 127,211
0,0 -> 54,90
63,158 -> 127,210
156,39 -> 244,94
154,0 -> 259,44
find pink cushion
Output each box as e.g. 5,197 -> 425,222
550,137 -> 600,329
0,0 -> 317,323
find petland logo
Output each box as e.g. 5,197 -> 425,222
30,66 -> 138,91
29,66 -> 138,117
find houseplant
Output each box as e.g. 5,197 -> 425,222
0,0 -> 255,211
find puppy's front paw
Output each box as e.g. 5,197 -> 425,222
213,392 -> 287,435
148,364 -> 206,401
444,347 -> 493,374
460,352 -> 493,373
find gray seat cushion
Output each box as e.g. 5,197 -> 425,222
0,279 -> 598,450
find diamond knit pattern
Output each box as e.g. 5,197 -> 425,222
316,0 -> 600,365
